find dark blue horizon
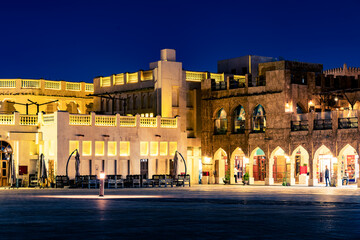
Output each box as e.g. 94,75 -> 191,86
0,0 -> 359,83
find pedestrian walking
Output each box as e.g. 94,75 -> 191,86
234,167 -> 239,183
325,165 -> 330,187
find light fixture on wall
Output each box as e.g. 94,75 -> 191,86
102,134 -> 110,138
75,134 -> 84,137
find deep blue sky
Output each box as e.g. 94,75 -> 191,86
0,0 -> 359,83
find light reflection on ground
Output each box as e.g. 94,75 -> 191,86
36,195 -> 169,199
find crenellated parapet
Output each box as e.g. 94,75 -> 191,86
324,63 -> 360,79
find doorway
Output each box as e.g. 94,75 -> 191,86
140,159 -> 148,179
0,141 -> 13,187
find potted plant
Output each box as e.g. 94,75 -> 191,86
223,169 -> 230,184
242,172 -> 249,185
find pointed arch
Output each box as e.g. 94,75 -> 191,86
338,144 -> 359,183
252,104 -> 266,133
214,108 -> 228,135
313,145 -> 333,184
249,147 -> 266,181
233,105 -> 245,133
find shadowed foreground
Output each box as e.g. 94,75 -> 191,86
0,185 -> 359,239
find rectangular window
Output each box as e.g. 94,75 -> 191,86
140,142 -> 149,156
150,141 -> 158,156
120,141 -> 130,156
160,142 -> 168,156
82,141 -> 92,156
69,141 -> 79,155
49,140 -> 55,156
169,142 -> 177,155
108,141 -> 117,156
95,141 -> 104,156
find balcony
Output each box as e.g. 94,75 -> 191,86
338,117 -> 358,129
233,120 -> 245,134
314,119 -> 332,130
291,120 -> 308,131
211,80 -> 227,91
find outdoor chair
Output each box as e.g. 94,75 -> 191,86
152,175 -> 160,187
132,175 -> 141,188
107,175 -> 116,188
158,175 -> 166,187
115,175 -> 124,188
165,175 -> 174,187
142,178 -> 153,188
55,175 -> 69,188
88,175 -> 98,189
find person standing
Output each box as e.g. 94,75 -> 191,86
325,165 -> 330,187
234,167 -> 239,183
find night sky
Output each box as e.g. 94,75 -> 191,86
0,0 -> 359,83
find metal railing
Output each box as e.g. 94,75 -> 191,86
314,119 -> 332,130
291,121 -> 309,131
338,117 -> 358,129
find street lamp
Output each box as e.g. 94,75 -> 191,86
99,171 -> 106,197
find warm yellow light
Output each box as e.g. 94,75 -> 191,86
309,100 -> 313,106
169,142 -> 177,155
140,142 -> 149,156
69,140 -> 79,155
107,141 -> 117,156
150,141 -> 158,156
95,141 -> 104,156
82,141 -> 92,156
120,141 -> 130,156
99,172 -> 106,179
160,142 -> 168,156
203,157 -> 212,164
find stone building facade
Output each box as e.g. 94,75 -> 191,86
201,60 -> 360,187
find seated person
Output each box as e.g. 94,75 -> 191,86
342,172 -> 349,185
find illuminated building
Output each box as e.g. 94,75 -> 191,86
0,49 -> 359,188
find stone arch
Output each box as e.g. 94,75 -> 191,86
338,144 -> 359,185
249,147 -> 266,183
291,145 -> 310,185
269,147 -> 287,184
313,145 -> 334,185
230,147 -> 246,183
213,148 -> 228,184
252,104 -> 266,133
66,101 -> 79,114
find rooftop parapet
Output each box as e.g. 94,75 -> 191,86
0,78 -> 93,95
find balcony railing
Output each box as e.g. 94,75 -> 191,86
211,80 -> 227,91
233,120 -> 245,133
291,121 -> 309,131
314,119 -> 332,130
338,117 -> 358,129
229,79 -> 245,89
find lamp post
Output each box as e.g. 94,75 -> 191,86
99,171 -> 105,197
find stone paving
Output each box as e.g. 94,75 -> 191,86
0,185 -> 359,239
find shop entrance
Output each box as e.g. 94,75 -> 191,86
0,141 -> 13,187
317,155 -> 334,183
214,148 -> 227,184
338,144 -> 359,184
231,147 -> 246,183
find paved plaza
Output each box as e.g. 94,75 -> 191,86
0,185 -> 359,239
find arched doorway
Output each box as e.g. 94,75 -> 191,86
230,148 -> 246,183
0,141 -> 13,187
291,146 -> 309,185
270,147 -> 288,183
313,145 -> 335,185
214,148 -> 227,184
251,148 -> 266,181
338,144 -> 359,185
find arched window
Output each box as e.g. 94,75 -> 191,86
233,105 -> 245,133
252,104 -> 266,133
214,108 -> 227,135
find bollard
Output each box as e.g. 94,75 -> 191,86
99,171 -> 105,197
